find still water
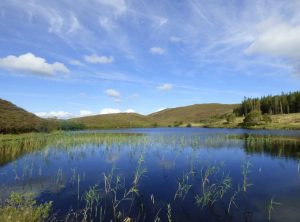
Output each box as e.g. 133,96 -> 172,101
1,128 -> 300,221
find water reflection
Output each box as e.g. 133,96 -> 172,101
0,130 -> 300,221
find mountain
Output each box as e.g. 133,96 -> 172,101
0,99 -> 44,133
72,113 -> 154,129
149,103 -> 238,125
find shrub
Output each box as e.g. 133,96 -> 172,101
243,110 -> 262,127
186,123 -> 192,127
226,113 -> 236,124
173,121 -> 183,127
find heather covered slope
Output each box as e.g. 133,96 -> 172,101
0,99 -> 44,133
72,113 -> 155,129
149,103 -> 238,126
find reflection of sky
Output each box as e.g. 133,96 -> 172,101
0,129 -> 300,221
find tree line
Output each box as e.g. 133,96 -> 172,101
234,91 -> 300,116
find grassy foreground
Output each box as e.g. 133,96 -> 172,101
0,193 -> 52,222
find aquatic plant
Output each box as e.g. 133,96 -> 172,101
167,203 -> 172,222
242,159 -> 252,192
174,172 -> 192,200
0,192 -> 52,222
195,165 -> 232,208
268,198 -> 281,221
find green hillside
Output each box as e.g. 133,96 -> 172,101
0,99 -> 44,133
149,103 -> 238,126
72,113 -> 154,129
72,103 -> 238,128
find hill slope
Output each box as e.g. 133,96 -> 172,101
149,103 -> 238,125
72,113 -> 154,129
73,103 -> 238,128
0,99 -> 43,133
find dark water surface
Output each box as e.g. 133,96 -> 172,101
1,128 -> 300,221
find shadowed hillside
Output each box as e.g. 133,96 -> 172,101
149,103 -> 238,126
0,99 -> 44,133
72,113 -> 155,129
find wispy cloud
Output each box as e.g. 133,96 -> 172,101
0,53 -> 69,76
105,89 -> 121,102
245,17 -> 300,75
157,83 -> 173,91
69,59 -> 84,66
149,47 -> 166,55
84,54 -> 114,64
169,36 -> 181,43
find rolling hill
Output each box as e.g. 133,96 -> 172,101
72,103 -> 238,128
72,113 -> 154,129
0,99 -> 44,133
149,103 -> 238,125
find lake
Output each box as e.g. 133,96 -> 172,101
1,128 -> 300,222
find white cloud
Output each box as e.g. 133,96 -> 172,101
35,110 -> 96,119
84,54 -> 114,64
169,36 -> 181,43
245,18 -> 300,58
99,108 -> 120,115
155,107 -> 166,112
99,108 -> 135,115
105,89 -> 120,98
149,47 -> 166,55
69,59 -> 84,66
157,83 -> 173,91
0,53 -> 69,76
79,110 -> 94,117
124,109 -> 135,113
35,111 -> 72,119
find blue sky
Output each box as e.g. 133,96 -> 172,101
0,0 -> 300,118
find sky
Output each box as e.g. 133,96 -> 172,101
0,0 -> 300,118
